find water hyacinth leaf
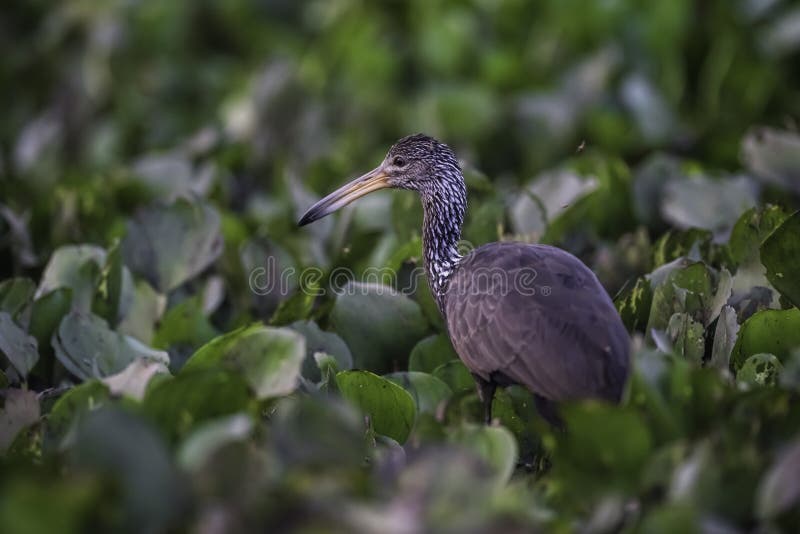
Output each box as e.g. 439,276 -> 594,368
433,359 -> 475,393
447,424 -> 518,490
0,278 -> 35,319
385,371 -> 453,415
142,369 -> 254,442
741,127 -> 800,194
0,312 -> 39,379
660,174 -> 757,235
0,475 -> 101,533
652,230 -> 712,268
116,280 -> 166,344
182,324 -> 305,399
46,380 -> 110,445
177,413 -> 253,470
510,169 -> 597,236
70,408 -> 185,532
270,396 -> 367,469
409,334 -> 459,373
647,262 -> 712,333
553,402 -> 653,487
35,245 -> 106,313
737,353 -> 782,387
761,211 -> 800,309
152,296 -> 217,350
542,155 -> 634,243
331,282 -> 430,373
52,311 -> 169,381
616,276 -> 653,332
92,243 -> 134,327
121,199 -> 223,293
728,205 -> 790,266
731,308 -> 800,370
0,388 -> 40,452
757,438 -> 800,518
28,288 -> 72,353
101,358 -> 170,401
131,152 -> 215,200
335,370 -> 416,443
289,320 -> 353,382
666,313 -> 705,363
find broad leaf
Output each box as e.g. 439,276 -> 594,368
122,199 -> 223,292
331,282 -> 429,373
183,324 -> 305,399
335,370 -> 416,443
52,311 -> 169,380
761,211 -> 800,309
0,312 -> 39,379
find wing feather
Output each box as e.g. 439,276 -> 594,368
444,242 -> 629,402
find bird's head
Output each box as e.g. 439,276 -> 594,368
298,134 -> 464,226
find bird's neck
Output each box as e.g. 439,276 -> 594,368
421,186 -> 465,306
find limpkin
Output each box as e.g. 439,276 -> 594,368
299,134 -> 630,425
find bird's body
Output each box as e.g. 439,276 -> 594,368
299,134 -> 630,424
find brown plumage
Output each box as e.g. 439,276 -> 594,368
299,134 -> 630,425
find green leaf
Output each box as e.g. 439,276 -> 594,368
432,359 -> 475,393
36,245 -> 106,313
647,262 -> 712,333
0,312 -> 39,379
116,280 -> 166,344
731,308 -> 800,370
408,334 -> 459,373
152,296 -> 218,350
182,324 -> 305,399
335,370 -> 416,443
71,408 -> 184,531
616,276 -> 653,333
666,312 -> 705,363
28,288 -> 72,353
52,311 -> 169,381
0,475 -> 101,534
46,381 -> 110,446
177,413 -> 253,470
142,369 -> 254,442
552,402 -> 653,490
385,371 -> 453,415
0,389 -> 40,453
447,424 -> 518,490
92,241 -> 134,327
331,282 -> 430,373
737,353 -> 782,387
0,278 -> 35,320
728,205 -> 790,266
121,199 -> 223,292
289,320 -> 352,382
761,211 -> 800,309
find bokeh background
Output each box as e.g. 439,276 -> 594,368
2,1 -> 800,532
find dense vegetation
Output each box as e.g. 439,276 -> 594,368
2,1 -> 800,532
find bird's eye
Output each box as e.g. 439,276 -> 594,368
392,156 -> 406,167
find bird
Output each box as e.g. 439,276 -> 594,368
299,134 -> 630,425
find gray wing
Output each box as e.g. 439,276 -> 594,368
444,242 -> 629,402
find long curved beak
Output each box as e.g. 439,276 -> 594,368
298,166 -> 390,226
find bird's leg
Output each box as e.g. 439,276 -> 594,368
472,374 -> 496,425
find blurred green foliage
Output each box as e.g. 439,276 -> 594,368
2,0 -> 800,532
